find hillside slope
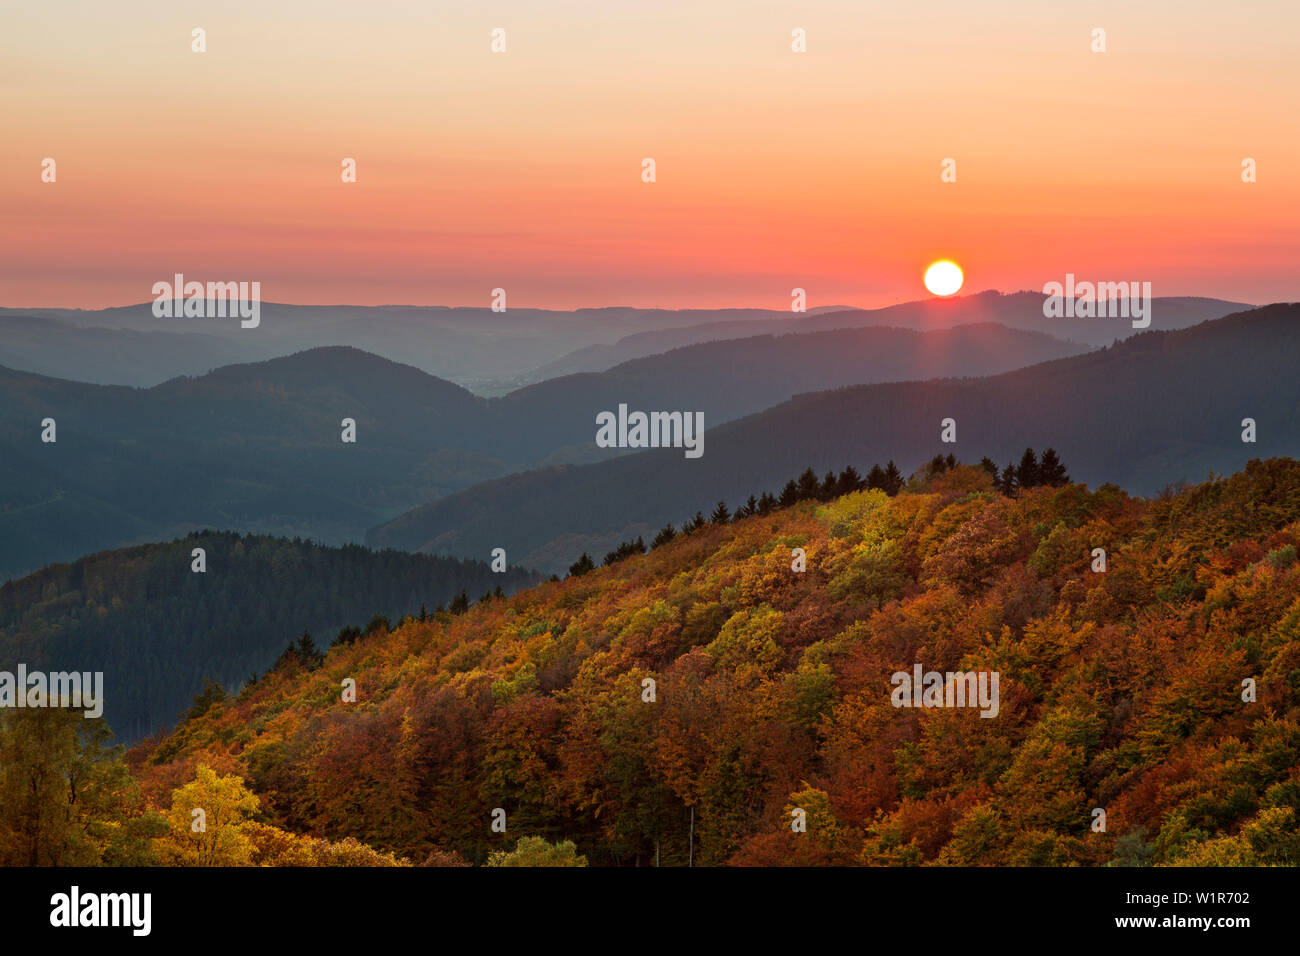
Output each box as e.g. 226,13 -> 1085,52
0,348 -> 507,580
133,458 -> 1300,866
0,531 -> 541,739
491,323 -> 1087,461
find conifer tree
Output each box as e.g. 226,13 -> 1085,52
294,631 -> 323,669
819,471 -> 838,501
778,480 -> 800,508
797,468 -> 821,500
1038,448 -> 1069,486
651,524 -> 677,548
999,463 -> 1018,497
1017,448 -> 1040,489
883,461 -> 904,496
332,626 -> 361,647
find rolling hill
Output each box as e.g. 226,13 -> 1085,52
521,291 -> 1248,381
0,531 -> 541,740
0,302 -> 806,393
487,322 -> 1089,463
1,293 -> 1244,393
0,349 -> 506,580
0,322 -> 1087,580
370,303 -> 1300,573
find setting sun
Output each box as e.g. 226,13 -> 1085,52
924,260 -> 964,297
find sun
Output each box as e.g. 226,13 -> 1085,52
924,260 -> 964,297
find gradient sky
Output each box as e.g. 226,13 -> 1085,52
2,0 -> 1297,309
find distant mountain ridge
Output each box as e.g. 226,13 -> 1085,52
369,303 -> 1299,573
0,314 -> 278,387
0,349 -> 501,581
0,292 -> 1245,392
0,302 -> 809,392
520,291 -> 1248,382
0,322 -> 1084,580
487,322 -> 1089,464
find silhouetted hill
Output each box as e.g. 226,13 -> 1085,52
0,302 -> 804,393
370,304 -> 1299,572
0,323 -> 1090,579
3,294 -> 1244,393
0,348 -> 506,580
489,323 -> 1088,462
523,291 -> 1247,380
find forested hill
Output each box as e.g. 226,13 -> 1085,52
129,458 -> 1300,867
0,531 -> 542,740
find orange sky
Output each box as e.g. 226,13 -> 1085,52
2,1 -> 1296,309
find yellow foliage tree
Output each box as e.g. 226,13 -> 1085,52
156,764 -> 260,866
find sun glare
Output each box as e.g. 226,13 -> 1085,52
924,260 -> 964,297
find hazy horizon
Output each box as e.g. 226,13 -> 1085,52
0,288 -> 1272,314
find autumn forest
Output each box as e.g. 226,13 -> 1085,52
5,456 -> 1299,868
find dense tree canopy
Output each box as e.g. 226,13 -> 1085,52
0,531 -> 541,739
6,458 -> 1300,867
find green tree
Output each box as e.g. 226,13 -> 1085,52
0,709 -> 159,866
487,835 -> 588,867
